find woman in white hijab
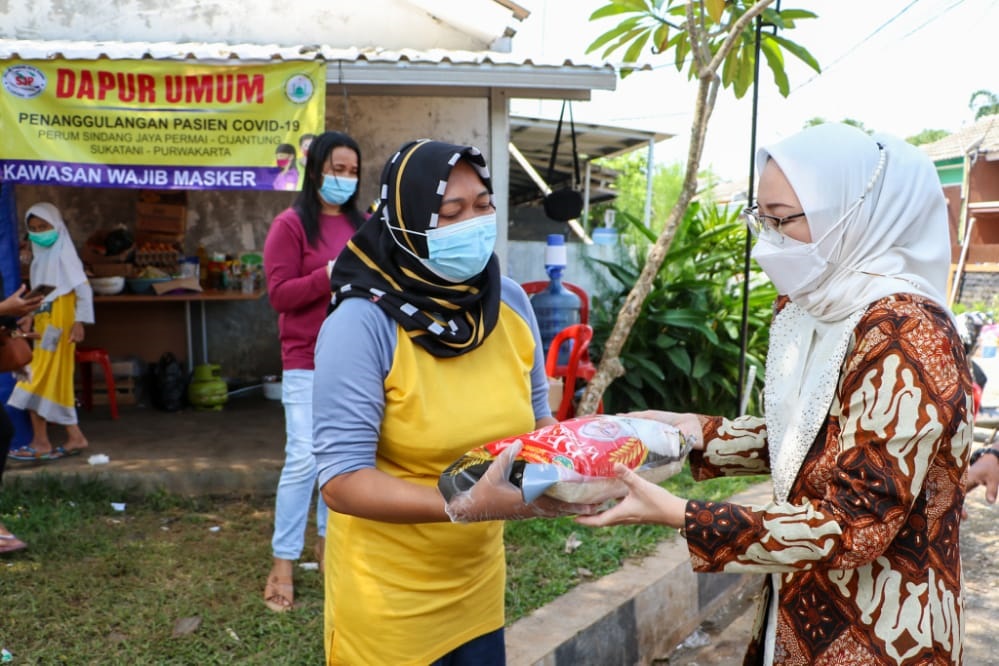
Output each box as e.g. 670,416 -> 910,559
8,202 -> 94,461
577,123 -> 972,665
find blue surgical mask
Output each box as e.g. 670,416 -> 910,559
318,175 -> 357,206
28,229 -> 59,247
421,214 -> 497,282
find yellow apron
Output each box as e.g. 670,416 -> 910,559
324,302 -> 538,665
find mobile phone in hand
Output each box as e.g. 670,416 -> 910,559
24,284 -> 56,300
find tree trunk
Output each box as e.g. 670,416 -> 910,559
576,1 -> 773,416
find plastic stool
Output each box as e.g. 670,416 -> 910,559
75,346 -> 119,420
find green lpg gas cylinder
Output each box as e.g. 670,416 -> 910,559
188,364 -> 228,411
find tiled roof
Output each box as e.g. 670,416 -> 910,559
922,115 -> 999,162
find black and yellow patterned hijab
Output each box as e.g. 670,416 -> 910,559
329,139 -> 501,358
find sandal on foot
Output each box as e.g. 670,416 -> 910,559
52,446 -> 84,458
264,575 -> 294,612
7,445 -> 52,462
0,533 -> 27,554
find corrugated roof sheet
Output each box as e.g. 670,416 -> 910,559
0,39 -> 616,95
923,115 -> 999,162
0,38 -> 607,70
508,114 -> 672,205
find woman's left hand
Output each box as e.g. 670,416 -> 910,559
574,463 -> 688,529
70,322 -> 85,343
966,450 -> 999,504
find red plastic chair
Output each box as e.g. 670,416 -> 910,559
520,280 -> 590,325
545,323 -> 601,421
75,346 -> 119,420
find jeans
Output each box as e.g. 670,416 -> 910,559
271,369 -> 327,560
429,628 -> 505,666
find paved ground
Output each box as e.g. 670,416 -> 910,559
6,397 -> 999,664
4,392 -> 287,494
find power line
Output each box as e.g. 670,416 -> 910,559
899,0 -> 967,38
792,0 -> 923,92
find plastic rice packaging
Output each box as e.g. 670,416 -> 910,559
438,414 -> 692,505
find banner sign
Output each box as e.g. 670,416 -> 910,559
0,59 -> 326,191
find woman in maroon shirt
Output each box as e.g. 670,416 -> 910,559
262,131 -> 364,612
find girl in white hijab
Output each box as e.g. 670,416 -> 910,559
8,202 -> 94,461
576,124 -> 972,665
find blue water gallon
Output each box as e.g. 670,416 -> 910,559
530,235 -> 581,365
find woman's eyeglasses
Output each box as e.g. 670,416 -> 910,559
741,205 -> 806,243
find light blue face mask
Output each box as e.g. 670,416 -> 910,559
389,213 -> 497,283
28,229 -> 59,248
318,174 -> 357,206
422,214 -> 497,282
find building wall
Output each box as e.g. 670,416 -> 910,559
14,94 -> 487,381
953,270 -> 999,311
2,0 -> 503,51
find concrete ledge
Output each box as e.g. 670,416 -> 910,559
506,481 -> 772,665
6,458 -> 283,496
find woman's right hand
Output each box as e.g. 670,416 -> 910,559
443,442 -> 599,522
624,410 -> 705,451
0,285 -> 45,319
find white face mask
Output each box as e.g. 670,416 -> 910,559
750,195 -> 869,300
751,235 -> 827,299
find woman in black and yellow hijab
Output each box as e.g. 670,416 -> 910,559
313,139 -> 588,665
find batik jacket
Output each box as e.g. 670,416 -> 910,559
684,294 -> 973,665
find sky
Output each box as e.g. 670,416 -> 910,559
508,0 -> 999,183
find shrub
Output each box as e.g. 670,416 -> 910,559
586,202 -> 776,416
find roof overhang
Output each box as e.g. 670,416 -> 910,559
509,114 -> 672,206
0,39 -> 616,100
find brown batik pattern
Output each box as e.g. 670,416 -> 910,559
684,295 -> 973,665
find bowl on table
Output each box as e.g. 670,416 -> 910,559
126,276 -> 173,294
89,276 -> 126,295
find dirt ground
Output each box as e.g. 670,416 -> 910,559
667,488 -> 999,665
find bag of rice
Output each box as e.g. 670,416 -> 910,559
438,414 -> 692,505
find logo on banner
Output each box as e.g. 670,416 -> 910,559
284,74 -> 315,104
2,64 -> 47,99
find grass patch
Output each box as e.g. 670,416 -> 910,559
0,467 -> 764,662
505,465 -> 765,621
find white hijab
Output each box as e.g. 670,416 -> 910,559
756,124 -> 951,504
26,202 -> 89,303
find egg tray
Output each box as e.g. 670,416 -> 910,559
134,249 -> 181,273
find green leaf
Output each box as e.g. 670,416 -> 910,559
631,356 -> 667,380
603,26 -> 648,60
590,3 -> 641,20
623,29 -> 652,63
691,353 -> 712,379
705,0 -> 726,23
721,41 -> 739,88
776,9 -> 818,20
618,209 -> 658,243
733,46 -> 754,98
666,347 -> 691,374
673,33 -> 691,72
768,33 -> 821,74
651,23 -> 670,53
759,38 -> 789,97
616,0 -> 652,11
586,16 -> 642,55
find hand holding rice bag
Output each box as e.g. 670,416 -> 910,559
439,415 -> 692,518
